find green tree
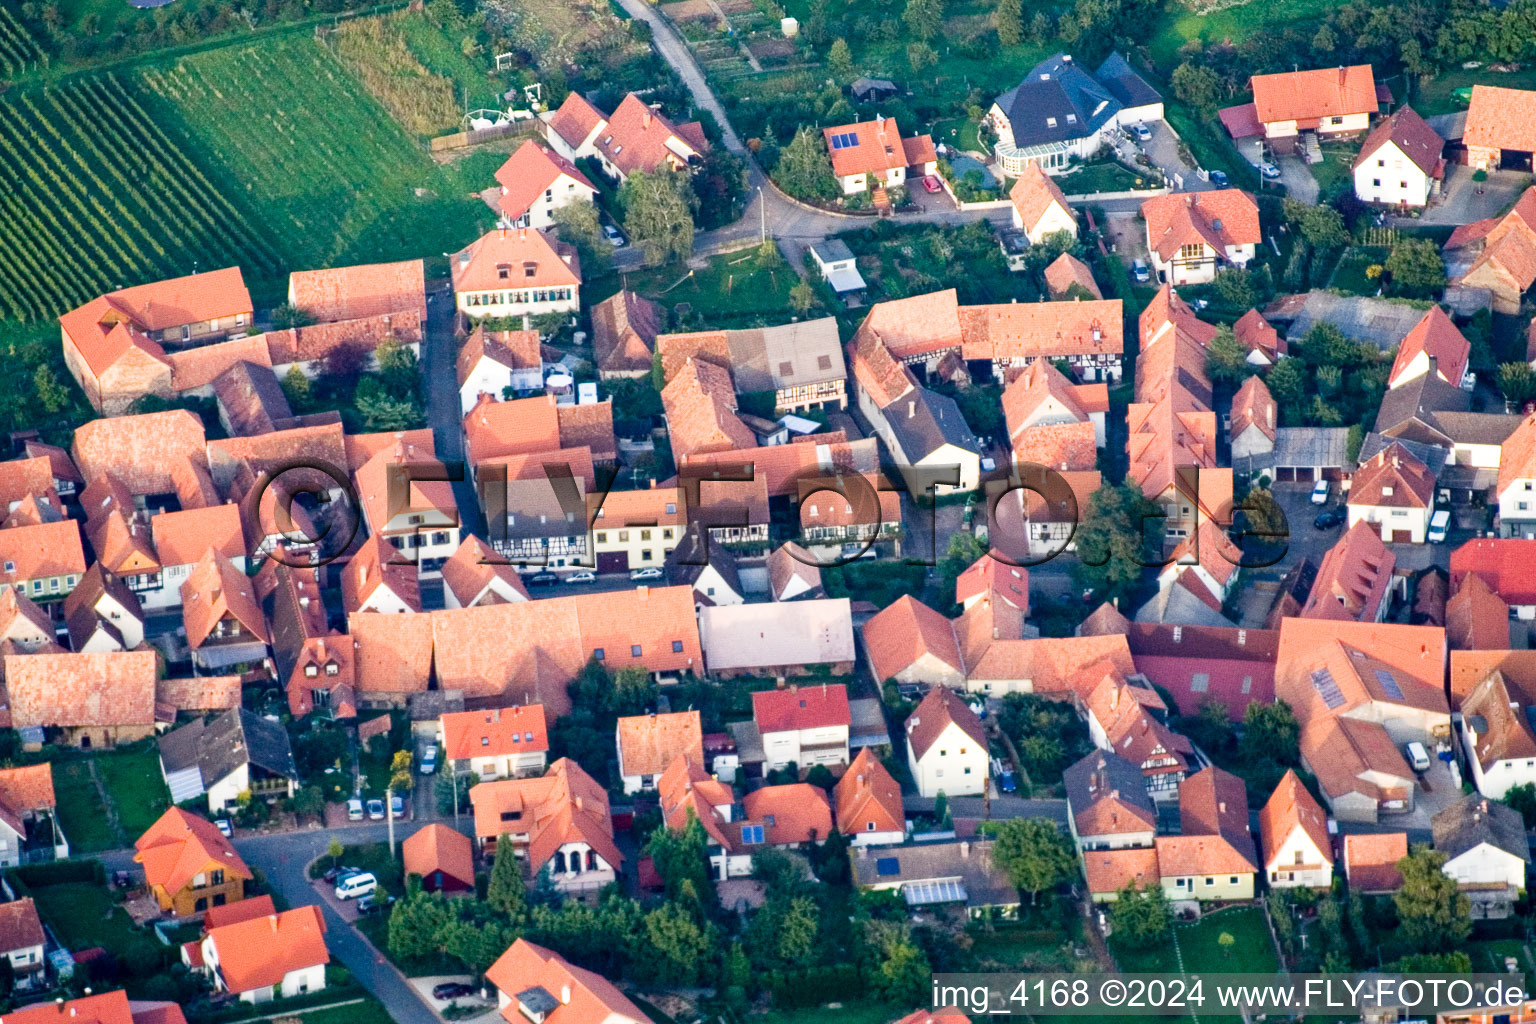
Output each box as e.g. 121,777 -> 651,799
774,125 -> 838,201
31,364 -> 68,414
1111,881 -> 1170,946
990,818 -> 1075,903
1384,239 -> 1446,298
487,834 -> 528,921
387,891 -> 452,960
1393,846 -> 1472,950
774,895 -> 821,967
1073,484 -> 1158,607
904,0 -> 944,39
620,168 -> 696,268
827,37 -> 854,80
326,838 -> 344,869
1287,202 -> 1349,250
695,149 -> 749,230
995,0 -> 1024,45
354,377 -> 419,430
551,200 -> 613,277
281,365 -> 312,410
1218,931 -> 1236,957
641,902 -> 714,985
291,785 -> 325,820
864,919 -> 931,1006
1206,325 -> 1252,385
907,40 -> 938,71
1212,268 -> 1256,309
1239,700 -> 1299,766
1171,61 -> 1222,112
1503,781 -> 1536,827
648,815 -> 714,912
790,280 -> 816,314
613,666 -> 657,716
806,764 -> 836,792
442,914 -> 516,976
1499,360 -> 1536,408
1265,358 -> 1306,410
435,770 -> 478,815
1028,9 -> 1051,41
271,302 -> 314,330
1236,486 -> 1288,546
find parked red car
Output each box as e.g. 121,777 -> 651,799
921,174 -> 942,193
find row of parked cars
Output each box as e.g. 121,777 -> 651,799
345,795 -> 405,821
522,566 -> 665,587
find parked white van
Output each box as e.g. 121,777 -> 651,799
1428,509 -> 1450,543
335,872 -> 377,901
1404,742 -> 1431,773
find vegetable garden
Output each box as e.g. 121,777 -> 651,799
0,74 -> 280,323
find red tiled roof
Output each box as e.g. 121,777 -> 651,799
456,326 -> 540,388
1157,766 -> 1257,876
59,269 -> 251,380
450,228 -> 580,294
1218,102 -> 1263,140
1010,164 -> 1072,235
546,92 -> 606,152
958,299 -> 1124,362
1343,832 -> 1407,892
4,650 -> 157,729
204,906 -> 327,995
1465,85 -> 1536,155
0,519 -> 85,588
441,704 -> 549,760
1250,65 -> 1377,124
1142,190 -> 1261,262
288,260 -> 426,323
181,548 -> 269,648
823,117 -> 933,178
662,357 -> 754,456
1448,572 -> 1510,651
72,411 -> 207,496
134,807 -> 252,897
1355,106 -> 1444,177
401,823 -> 474,888
348,612 -> 434,694
753,683 -> 850,733
469,759 -> 624,874
151,503 -> 244,568
440,534 -> 530,608
617,710 -> 703,778
1230,374 -> 1276,443
203,893 -> 275,931
2,990 -> 138,1024
486,939 -> 648,1024
1276,618 -> 1448,727
954,552 -> 1028,612
1043,252 -> 1101,299
1085,847 -> 1160,895
849,289 -> 964,362
905,684 -> 985,760
593,94 -> 707,177
1258,769 -> 1331,870
1451,537 -> 1536,607
834,747 -> 904,836
0,897 -> 42,953
1388,305 -> 1468,388
741,782 -> 833,844
494,140 -> 597,221
1302,520 -> 1396,623
1347,442 -> 1434,509
1233,309 -> 1283,359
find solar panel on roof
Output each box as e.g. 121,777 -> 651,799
1374,669 -> 1404,701
875,856 -> 900,876
831,131 -> 860,149
1310,668 -> 1345,709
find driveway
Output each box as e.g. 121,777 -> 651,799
1141,120 -> 1211,193
1402,166 -> 1532,226
1275,154 -> 1319,205
423,283 -> 487,542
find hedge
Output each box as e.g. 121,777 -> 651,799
766,963 -> 864,1008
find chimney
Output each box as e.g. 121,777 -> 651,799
907,399 -> 916,419
575,795 -> 583,811
960,841 -> 970,859
1218,801 -> 1227,814
643,110 -> 653,129
561,985 -> 572,1005
637,585 -> 649,599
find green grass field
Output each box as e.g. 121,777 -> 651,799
135,35 -> 491,290
298,1002 -> 399,1024
94,748 -> 171,840
51,761 -> 114,854
1148,0 -> 1340,67
590,250 -> 803,327
30,881 -> 164,968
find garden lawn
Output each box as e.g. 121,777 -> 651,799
51,760 -> 114,853
1148,0 -> 1340,68
1059,161 -> 1155,196
755,1003 -> 897,1024
95,748 -> 171,839
588,251 -> 801,326
29,882 -> 164,969
1178,906 -> 1279,972
1416,68 -> 1536,116
1311,142 -> 1360,202
299,1000 -> 398,1024
134,35 -> 490,287
1328,247 -> 1389,297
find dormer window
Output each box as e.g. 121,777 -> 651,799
524,261 -> 538,278
1066,114 -> 1077,124
1046,117 -> 1057,128
497,263 -> 511,280
305,664 -> 318,678
325,662 -> 339,676
481,736 -> 490,746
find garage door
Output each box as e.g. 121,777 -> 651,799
1276,467 -> 1296,482
597,551 -> 629,573
1391,530 -> 1412,544
1293,467 -> 1314,483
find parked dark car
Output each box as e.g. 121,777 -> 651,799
433,982 -> 475,1001
525,571 -> 560,586
357,892 -> 396,915
1209,169 -> 1229,187
1314,508 -> 1347,529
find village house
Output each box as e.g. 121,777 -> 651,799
666,531 -> 744,610
1448,572 -> 1511,651
741,782 -> 834,849
135,807 -> 252,916
341,534 -> 422,615
1444,187 -> 1536,315
863,595 -> 967,688
1259,770 -> 1333,890
402,823 -> 476,894
1302,520 -> 1401,623
494,139 -> 598,229
486,939 -> 650,1024
1140,190 -> 1260,286
197,905 -> 328,1003
439,535 -> 531,609
852,836 -> 1021,915
905,685 -> 989,799
0,898 -> 45,992
1064,750 -> 1158,852
456,326 -> 544,412
1463,85 -> 1536,173
1433,794 -> 1530,919
658,754 -> 751,878
1082,667 -> 1193,801
0,765 -> 65,868
0,519 -> 85,604
1044,253 -> 1102,300
1458,669 -> 1536,799
590,290 -> 660,379
469,759 -> 623,899
182,548 -> 271,673
451,228 -> 581,321
1008,164 -> 1078,245
616,710 -> 703,794
657,318 -> 848,416
441,704 -> 549,781
809,239 -> 868,298
1353,106 -> 1445,207
1452,538 -> 1536,619
1003,359 -> 1107,472
699,598 -> 855,679
1347,443 -> 1436,544
835,748 -> 906,845
1499,412 -> 1536,538
542,92 -> 707,182
143,503 -> 247,610
794,473 -> 903,548
354,435 -> 461,576
0,588 -> 57,654
585,487 -> 686,573
157,708 -> 299,814
1387,306 -> 1470,391
987,52 -> 1162,176
3,649 -> 158,749
1229,375 -> 1276,464
751,684 -> 851,773
822,115 -> 937,195
1342,831 -> 1408,893
286,259 -> 427,325
1156,767 -> 1259,901
766,541 -> 824,602
62,563 -> 144,653
1221,64 -> 1378,150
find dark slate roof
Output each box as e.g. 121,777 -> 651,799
1432,794 -> 1531,863
1375,371 -> 1470,443
1096,53 -> 1162,109
62,564 -> 143,652
159,707 -> 299,788
665,529 -> 743,602
995,54 -> 1122,149
1064,750 -> 1156,821
886,386 -> 980,463
1356,432 -> 1450,475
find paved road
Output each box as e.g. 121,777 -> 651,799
423,282 -> 487,542
901,794 -> 1068,824
104,821 -> 475,1024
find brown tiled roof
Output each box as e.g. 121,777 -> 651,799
1355,106 -> 1444,177
1065,750 -> 1157,838
1011,420 -> 1097,471
1009,163 -> 1073,234
288,260 -> 426,323
1157,767 -> 1256,876
1448,572 -> 1510,651
662,357 -> 755,456
348,611 -> 434,694
1300,715 -> 1414,805
456,327 -> 541,389
265,309 -> 423,367
848,329 -> 917,409
23,442 -> 81,486
73,411 -> 207,495
1463,669 -> 1536,772
1348,442 -> 1434,509
150,503 -> 244,568
1043,252 -> 1101,299
440,535 -> 530,608
155,675 -> 241,714
181,548 -> 269,648
617,710 -> 703,778
1302,520 -> 1395,623
546,92 -> 607,151
340,534 -> 421,614
0,457 -> 58,510
0,519 -> 86,587
766,540 -> 823,601
0,897 -> 44,953
1465,85 -> 1536,155
1343,832 -> 1407,892
849,288 -> 964,362
1388,305 -> 1468,388
905,684 -> 985,761
954,552 -> 1029,612
591,291 -> 660,374
1085,847 -> 1160,894
1250,64 -> 1377,124
592,94 -> 707,177
959,299 -> 1124,362
554,402 -> 617,463
834,747 -> 903,836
